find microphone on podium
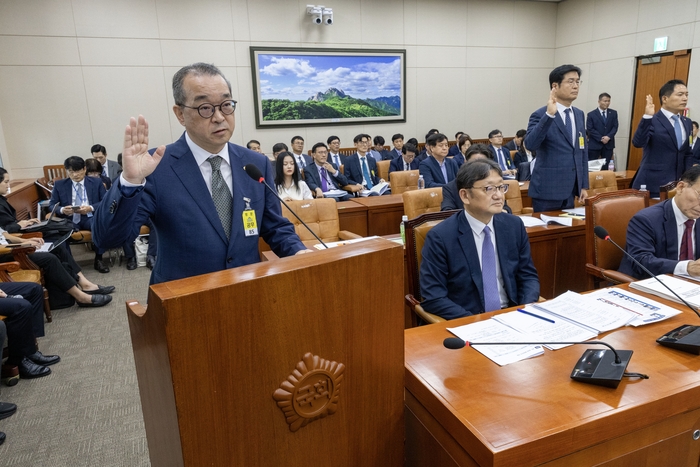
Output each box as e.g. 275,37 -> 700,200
243,164 -> 328,249
443,336 -> 644,388
594,226 -> 700,354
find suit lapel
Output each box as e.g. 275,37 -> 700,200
457,214 -> 485,309
493,215 -> 513,303
662,200 -> 678,260
657,111 -> 678,145
553,112 -> 573,147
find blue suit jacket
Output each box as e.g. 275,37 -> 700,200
327,153 -> 348,169
92,133 -> 304,284
632,111 -> 693,196
490,145 -> 516,171
49,176 -> 106,224
344,153 -> 380,186
693,141 -> 700,165
447,145 -> 461,157
420,211 -> 540,320
388,155 -> 419,173
586,108 -> 618,150
524,106 -> 589,201
419,157 -> 459,188
303,162 -> 348,192
451,153 -> 465,167
618,199 -> 700,279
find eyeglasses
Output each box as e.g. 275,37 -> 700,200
180,99 -> 237,118
357,140 -> 370,146
563,79 -> 582,86
470,184 -> 509,194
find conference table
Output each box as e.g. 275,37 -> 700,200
405,283 -> 700,466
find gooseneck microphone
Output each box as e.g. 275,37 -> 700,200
243,164 -> 328,249
595,225 -> 700,354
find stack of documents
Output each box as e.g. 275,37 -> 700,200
630,274 -> 700,309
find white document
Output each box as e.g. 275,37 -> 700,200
323,189 -> 350,198
586,288 -> 681,326
312,236 -> 379,250
630,274 -> 700,308
493,309 -> 597,350
539,214 -> 572,227
359,181 -> 390,197
447,319 -> 544,366
35,242 -> 53,253
531,290 -> 636,333
518,216 -> 546,228
562,207 -> 586,216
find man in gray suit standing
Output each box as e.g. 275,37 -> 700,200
91,144 -> 122,182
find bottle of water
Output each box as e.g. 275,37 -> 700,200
400,215 -> 408,245
640,185 -> 647,192
608,157 -> 615,172
417,175 -> 425,190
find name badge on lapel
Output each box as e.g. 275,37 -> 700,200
242,197 -> 258,236
578,132 -> 585,149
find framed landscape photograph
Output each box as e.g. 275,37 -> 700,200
250,47 -> 406,128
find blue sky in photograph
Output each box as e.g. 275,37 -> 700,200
257,53 -> 402,101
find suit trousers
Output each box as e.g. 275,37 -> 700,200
588,147 -> 613,170
0,282 -> 43,362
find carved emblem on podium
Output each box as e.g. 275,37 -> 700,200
273,352 -> 345,432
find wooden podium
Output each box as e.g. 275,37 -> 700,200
127,239 -> 405,466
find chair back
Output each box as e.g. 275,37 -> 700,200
35,177 -> 54,200
389,170 -> 419,195
280,198 -> 343,243
376,160 -> 390,182
405,210 -> 461,302
402,188 -> 443,220
660,180 -> 679,200
587,171 -> 618,197
504,180 -> 528,215
584,189 -> 649,274
43,165 -> 67,181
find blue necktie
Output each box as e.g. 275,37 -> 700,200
481,226 -> 501,312
361,157 -> 374,189
73,183 -> 83,224
564,108 -> 574,146
602,110 -> 607,124
672,115 -> 683,149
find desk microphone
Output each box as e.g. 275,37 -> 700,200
443,336 -> 644,388
594,226 -> 700,354
243,164 -> 328,249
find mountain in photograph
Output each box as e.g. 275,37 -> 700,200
262,87 -> 401,121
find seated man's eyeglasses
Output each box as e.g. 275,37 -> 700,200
180,100 -> 237,118
470,184 -> 509,194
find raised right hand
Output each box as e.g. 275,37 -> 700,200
644,95 -> 655,116
546,88 -> 558,116
122,115 -> 166,184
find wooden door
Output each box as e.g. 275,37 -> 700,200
628,50 -> 691,170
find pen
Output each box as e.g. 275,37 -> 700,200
517,308 -> 555,323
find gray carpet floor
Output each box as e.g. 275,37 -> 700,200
0,245 -> 151,466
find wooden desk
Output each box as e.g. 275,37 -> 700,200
6,179 -> 41,220
336,200 -> 368,236
405,285 -> 700,466
350,194 -> 404,236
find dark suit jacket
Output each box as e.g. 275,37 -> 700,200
379,149 -> 394,161
304,162 -> 349,192
586,108 -> 618,150
632,111 -> 693,196
92,133 -> 304,284
447,145 -> 461,157
344,153 -> 380,186
451,153 -> 465,167
293,153 -> 314,169
504,140 -> 520,152
524,106 -> 589,201
490,145 -> 516,172
619,200 -> 700,279
517,161 -> 532,182
328,153 -> 347,169
420,211 -> 540,320
388,155 -> 419,173
441,180 -> 512,214
419,156 -> 459,188
693,141 -> 700,165
104,159 -> 122,182
49,176 -> 106,224
0,196 -> 21,233
513,149 -> 535,167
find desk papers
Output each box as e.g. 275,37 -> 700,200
630,274 -> 700,309
586,288 -> 681,326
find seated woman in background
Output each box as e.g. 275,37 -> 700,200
454,134 -> 474,167
275,152 -> 313,201
85,158 -> 112,190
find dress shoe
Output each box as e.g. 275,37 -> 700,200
146,255 -> 156,271
27,351 -> 60,367
126,257 -> 137,270
83,285 -> 115,295
94,259 -> 110,274
0,431 -> 5,445
77,294 -> 112,308
0,402 -> 17,420
17,358 -> 50,379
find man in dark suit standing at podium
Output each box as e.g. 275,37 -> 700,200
587,93 -> 618,170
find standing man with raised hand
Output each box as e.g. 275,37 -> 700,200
92,62 -> 306,284
524,64 -> 589,212
587,93 -> 618,170
632,79 -> 693,197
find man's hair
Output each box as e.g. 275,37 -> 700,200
90,144 -> 106,156
85,158 -> 104,174
402,143 -> 418,155
488,129 -> 503,139
681,165 -> 700,185
455,131 -> 464,139
392,133 -> 404,142
515,129 -> 526,138
327,135 -> 340,145
272,142 -> 288,154
311,142 -> 328,153
64,156 -> 86,171
599,92 -> 611,100
172,62 -> 232,106
427,133 -> 448,147
0,167 -> 8,180
373,135 -> 385,146
246,140 -> 261,149
406,137 -> 418,146
693,121 -> 699,130
660,79 -> 686,103
274,152 -> 301,189
549,64 -> 582,87
425,129 -> 439,142
464,143 -> 495,162
456,159 -> 502,190
291,135 -> 304,144
353,133 -> 371,144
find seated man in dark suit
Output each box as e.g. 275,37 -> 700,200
90,144 -> 122,182
344,134 -> 386,195
373,136 -> 393,160
421,159 -> 540,320
389,133 -> 404,161
304,142 -> 352,201
488,129 -> 517,179
417,129 -> 439,161
505,129 -> 526,152
290,136 -> 313,171
389,143 -> 420,173
448,131 -> 464,157
619,166 -> 700,279
419,133 -> 459,188
326,136 -> 346,168
692,121 -> 700,165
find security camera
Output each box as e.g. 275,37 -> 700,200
322,8 -> 333,25
307,5 -> 323,24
